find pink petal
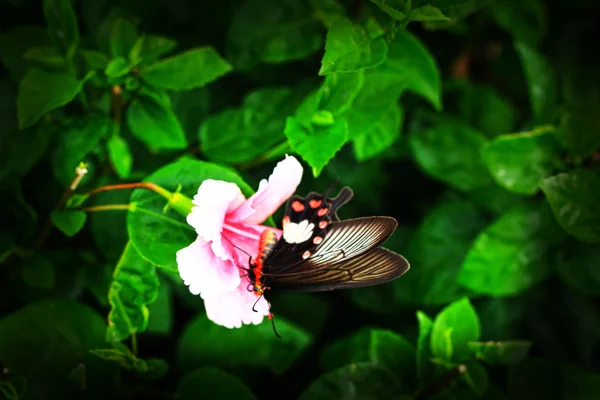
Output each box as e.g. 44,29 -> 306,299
229,155 -> 303,225
186,179 -> 246,260
221,223 -> 282,268
176,236 -> 240,299
204,277 -> 270,329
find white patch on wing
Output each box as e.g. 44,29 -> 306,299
283,220 -> 314,244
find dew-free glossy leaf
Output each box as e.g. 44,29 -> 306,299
43,0 -> 79,57
370,0 -> 406,20
51,210 -> 87,237
353,103 -> 403,161
107,135 -> 133,179
106,241 -> 159,342
22,46 -> 65,68
177,313 -> 311,375
539,170 -> 600,243
409,5 -> 450,22
458,204 -> 565,296
109,18 -> 137,58
468,341 -> 532,366
319,18 -> 388,75
416,311 -> 433,386
462,361 -> 489,395
430,297 -> 481,362
410,121 -> 491,191
140,48 -> 232,91
481,126 -> 563,195
284,116 -> 348,177
178,368 -> 256,400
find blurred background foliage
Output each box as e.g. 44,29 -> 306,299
1,0 -> 600,399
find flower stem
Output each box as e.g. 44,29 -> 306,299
81,204 -> 132,213
86,182 -> 171,199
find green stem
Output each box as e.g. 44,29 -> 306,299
86,182 -> 171,199
82,204 -> 132,213
131,333 -> 138,357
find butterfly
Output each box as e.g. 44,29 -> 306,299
241,185 -> 410,337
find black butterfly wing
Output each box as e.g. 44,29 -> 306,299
266,247 -> 410,291
260,187 -> 353,270
263,216 -> 399,276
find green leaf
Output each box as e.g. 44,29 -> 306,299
284,116 -> 348,177
318,71 -> 365,116
481,126 -> 563,195
431,297 -> 480,362
127,157 -> 253,271
379,31 -> 442,110
468,341 -> 532,366
21,254 -> 55,289
395,200 -> 486,305
299,362 -> 403,400
309,0 -> 347,28
50,210 -> 87,237
353,103 -> 403,161
514,41 -> 557,122
341,72 -> 405,140
90,347 -> 136,369
51,114 -> 109,187
462,361 -> 489,395
227,0 -> 322,68
107,135 -> 133,179
489,0 -> 547,47
555,240 -> 600,297
140,48 -> 232,91
126,96 -> 187,151
508,358 -> 600,400
0,26 -> 50,82
319,18 -> 388,75
200,87 -> 293,164
110,18 -> 138,58
17,68 -> 92,129
416,311 -> 433,387
409,5 -> 451,21
177,313 -> 311,375
458,204 -> 565,296
22,46 -> 65,68
106,242 -> 159,342
79,49 -> 109,70
143,358 -> 169,380
138,35 -> 178,63
105,57 -> 132,78
147,281 -> 173,335
320,328 -> 415,381
370,0 -> 407,20
410,121 -> 491,191
540,170 -> 600,243
178,368 -> 256,400
43,0 -> 79,58
0,300 -> 108,398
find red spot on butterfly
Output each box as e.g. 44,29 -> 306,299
302,250 -> 311,259
317,208 -> 329,217
313,236 -> 323,244
309,199 -> 322,208
282,216 -> 291,226
292,201 -> 305,212
319,220 -> 328,229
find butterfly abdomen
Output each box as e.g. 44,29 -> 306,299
252,229 -> 278,294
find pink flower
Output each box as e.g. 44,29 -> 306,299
176,155 -> 303,329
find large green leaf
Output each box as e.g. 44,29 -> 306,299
539,170 -> 600,243
416,311 -> 434,387
140,48 -> 232,91
284,116 -> 348,177
178,368 -> 256,400
514,41 -> 557,122
508,358 -> 600,400
109,18 -> 137,59
319,17 -> 387,75
177,313 -> 311,375
50,210 -> 87,237
43,0 -> 79,58
489,0 -> 547,47
0,300 -> 111,398
395,200 -> 486,305
17,68 -> 92,129
126,95 -> 187,151
299,362 -> 404,400
379,31 -> 442,110
458,204 -> 565,296
410,121 -> 491,191
430,297 -> 481,362
353,103 -> 403,161
555,240 -> 600,297
106,241 -> 159,342
200,87 -> 293,164
320,328 -> 415,384
227,0 -> 322,68
481,126 -> 564,195
0,25 -> 51,81
127,157 -> 253,271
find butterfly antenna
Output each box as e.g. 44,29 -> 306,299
252,293 -> 263,312
269,312 -> 282,339
221,236 -> 253,271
